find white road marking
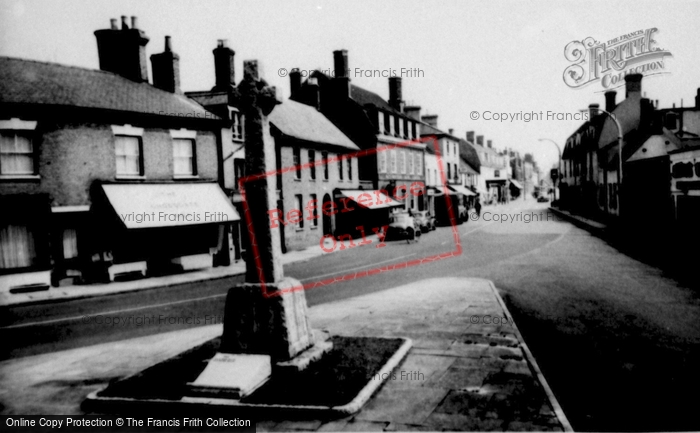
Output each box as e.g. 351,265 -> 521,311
300,253 -> 417,282
1,293 -> 227,330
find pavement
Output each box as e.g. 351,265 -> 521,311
548,206 -> 607,234
0,277 -> 572,432
0,234 -> 360,308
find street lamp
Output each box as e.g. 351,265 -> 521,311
538,138 -> 561,201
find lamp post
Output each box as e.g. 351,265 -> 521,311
538,138 -> 562,201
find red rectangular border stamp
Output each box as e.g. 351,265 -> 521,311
238,135 -> 461,297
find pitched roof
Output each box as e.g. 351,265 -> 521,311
458,139 -> 481,174
0,56 -> 217,120
598,93 -> 641,148
269,98 -> 359,150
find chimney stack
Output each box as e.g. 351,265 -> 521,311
212,39 -> 235,92
307,77 -> 321,111
625,73 -> 643,98
94,16 -> 150,82
389,77 -> 403,112
696,88 -> 700,108
604,91 -> 617,113
588,103 -> 600,119
333,50 -> 348,78
448,128 -> 454,136
289,68 -> 302,99
487,140 -> 492,149
150,36 -> 180,93
331,50 -> 350,101
404,105 -> 421,120
476,135 -> 484,146
466,131 -> 475,143
421,114 -> 438,128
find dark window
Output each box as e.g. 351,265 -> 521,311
234,159 -> 245,190
322,151 -> 329,180
293,147 -> 301,179
308,150 -> 316,180
338,156 -> 343,181
347,156 -> 352,180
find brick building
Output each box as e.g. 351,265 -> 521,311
292,50 -> 425,219
0,17 -> 237,292
188,42 -> 362,252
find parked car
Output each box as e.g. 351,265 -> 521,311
412,210 -> 436,233
387,212 -> 421,242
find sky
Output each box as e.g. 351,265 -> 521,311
1,0 -> 699,172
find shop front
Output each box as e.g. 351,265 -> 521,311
90,182 -> 240,281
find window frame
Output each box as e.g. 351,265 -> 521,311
172,137 -> 198,178
0,118 -> 39,179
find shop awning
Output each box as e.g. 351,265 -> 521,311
102,183 -> 240,229
509,179 -> 523,189
448,184 -> 477,196
338,190 -> 404,209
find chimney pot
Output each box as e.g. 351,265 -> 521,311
131,16 -> 138,29
151,36 -> 180,93
625,73 -> 643,98
110,18 -> 118,30
212,40 -> 236,91
289,68 -> 302,98
333,49 -> 348,78
95,17 -> 149,82
487,140 -> 492,148
389,77 -> 403,112
589,103 -> 600,119
448,128 -> 454,135
605,91 -> 617,113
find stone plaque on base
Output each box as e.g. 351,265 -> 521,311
187,353 -> 271,399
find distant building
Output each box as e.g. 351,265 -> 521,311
471,136 -> 508,204
188,42 -> 361,253
0,18 -> 237,292
292,50 -> 426,220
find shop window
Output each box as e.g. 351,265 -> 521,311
62,228 -> 78,260
0,224 -> 36,269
